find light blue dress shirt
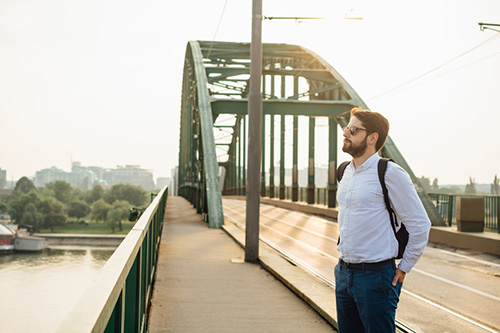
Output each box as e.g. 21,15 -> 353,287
337,153 -> 431,273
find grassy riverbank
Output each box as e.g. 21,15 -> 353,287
38,222 -> 135,235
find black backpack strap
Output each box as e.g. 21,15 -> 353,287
336,161 -> 351,182
377,158 -> 399,233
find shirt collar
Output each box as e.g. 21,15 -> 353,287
353,153 -> 380,172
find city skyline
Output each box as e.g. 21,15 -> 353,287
1,0 -> 499,185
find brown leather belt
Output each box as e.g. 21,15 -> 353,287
339,258 -> 394,271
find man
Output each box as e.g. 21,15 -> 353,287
335,107 -> 431,332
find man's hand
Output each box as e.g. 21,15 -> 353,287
392,267 -> 406,286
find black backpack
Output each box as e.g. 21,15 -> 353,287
336,158 -> 409,259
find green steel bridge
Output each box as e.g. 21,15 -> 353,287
178,40 -> 445,229
58,40 -> 468,333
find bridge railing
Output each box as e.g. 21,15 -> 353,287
57,186 -> 168,333
428,192 -> 500,232
225,186 -> 499,232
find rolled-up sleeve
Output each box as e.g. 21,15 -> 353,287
385,164 -> 431,273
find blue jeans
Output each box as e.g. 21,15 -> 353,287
334,260 -> 402,333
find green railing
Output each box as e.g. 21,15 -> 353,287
428,192 -> 500,232
57,186 -> 168,333
267,186 -> 329,206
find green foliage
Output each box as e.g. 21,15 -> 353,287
66,200 -> 91,220
465,177 -> 476,195
91,199 -> 112,222
14,177 -> 36,194
0,200 -> 7,212
6,189 -> 69,232
44,211 -> 67,232
39,196 -> 66,232
21,202 -> 43,232
6,177 -> 149,233
7,191 -> 41,225
106,200 -> 130,232
86,185 -> 104,203
103,184 -> 147,206
45,180 -> 74,203
492,175 -> 500,195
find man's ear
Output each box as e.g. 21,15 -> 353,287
368,132 -> 379,146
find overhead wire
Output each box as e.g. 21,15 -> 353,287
367,33 -> 500,102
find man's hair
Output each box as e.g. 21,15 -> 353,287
350,107 -> 390,152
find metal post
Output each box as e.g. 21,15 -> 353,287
292,116 -> 298,202
243,116 -> 247,193
328,116 -> 337,207
307,117 -> 315,204
292,76 -> 299,202
269,114 -> 275,198
261,114 -> 266,196
246,0 -> 262,262
279,115 -> 285,199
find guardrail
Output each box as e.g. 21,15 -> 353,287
428,192 -> 499,232
57,186 -> 168,333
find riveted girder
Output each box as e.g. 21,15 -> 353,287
178,40 -> 445,227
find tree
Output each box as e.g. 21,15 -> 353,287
14,177 -> 36,194
91,199 -> 112,222
86,185 -> 104,203
103,184 -> 147,206
45,212 -> 67,232
0,200 -> 7,212
7,191 -> 41,225
66,200 -> 91,220
106,200 -> 130,232
492,175 -> 500,195
465,177 -> 476,194
45,180 -> 74,203
21,203 -> 43,232
39,196 -> 67,231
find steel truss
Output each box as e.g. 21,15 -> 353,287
178,40 -> 444,227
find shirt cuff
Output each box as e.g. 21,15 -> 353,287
397,260 -> 414,273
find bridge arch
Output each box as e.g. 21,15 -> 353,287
178,40 -> 444,227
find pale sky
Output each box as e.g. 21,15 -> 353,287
1,0 -> 499,185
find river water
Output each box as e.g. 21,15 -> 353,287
0,246 -> 115,333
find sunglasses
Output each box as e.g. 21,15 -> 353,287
343,125 -> 368,136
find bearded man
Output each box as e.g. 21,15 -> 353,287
335,107 -> 430,332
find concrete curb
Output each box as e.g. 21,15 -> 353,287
224,196 -> 500,256
429,227 -> 500,256
222,222 -> 338,330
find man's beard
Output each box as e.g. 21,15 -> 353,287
342,137 -> 368,158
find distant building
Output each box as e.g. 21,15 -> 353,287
0,168 -> 6,189
171,166 -> 178,196
103,165 -> 155,191
156,177 -> 171,190
0,189 -> 12,204
35,165 -> 97,191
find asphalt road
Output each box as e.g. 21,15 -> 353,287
223,198 -> 500,333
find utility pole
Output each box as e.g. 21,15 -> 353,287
245,0 -> 262,262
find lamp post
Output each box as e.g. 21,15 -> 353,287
245,0 -> 263,262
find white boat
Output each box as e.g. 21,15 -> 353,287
14,235 -> 48,252
0,224 -> 15,252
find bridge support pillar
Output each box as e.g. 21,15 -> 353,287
307,117 -> 315,205
328,116 -> 338,208
292,115 -> 298,202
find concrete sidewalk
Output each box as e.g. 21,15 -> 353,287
148,196 -> 334,332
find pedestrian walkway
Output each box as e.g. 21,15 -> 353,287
148,196 -> 334,332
